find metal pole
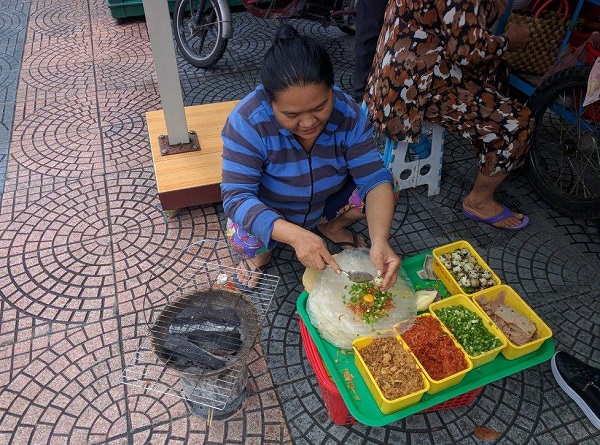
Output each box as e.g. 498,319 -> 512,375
142,0 -> 190,146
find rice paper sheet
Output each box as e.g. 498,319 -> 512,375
306,248 -> 417,349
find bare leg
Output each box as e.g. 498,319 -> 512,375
462,172 -> 526,229
316,209 -> 368,248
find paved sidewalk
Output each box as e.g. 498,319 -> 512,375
0,1 -> 599,444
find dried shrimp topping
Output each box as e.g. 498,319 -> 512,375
359,337 -> 424,400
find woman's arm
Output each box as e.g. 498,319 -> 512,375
339,96 -> 400,289
365,183 -> 401,290
221,109 -> 282,248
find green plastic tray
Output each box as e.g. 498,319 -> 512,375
297,252 -> 555,427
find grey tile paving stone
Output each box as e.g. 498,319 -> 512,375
3,0 -> 32,12
0,103 -> 15,141
0,54 -> 20,102
0,33 -> 27,61
225,23 -> 279,70
181,72 -> 253,106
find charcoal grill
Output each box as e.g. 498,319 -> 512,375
119,240 -> 279,419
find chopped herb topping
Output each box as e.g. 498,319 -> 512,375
434,305 -> 502,357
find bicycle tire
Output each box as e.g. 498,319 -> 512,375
334,0 -> 356,36
173,0 -> 229,69
526,65 -> 600,218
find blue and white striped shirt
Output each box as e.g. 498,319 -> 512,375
221,84 -> 393,249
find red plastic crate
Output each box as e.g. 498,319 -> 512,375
300,319 -> 357,425
299,319 -> 483,425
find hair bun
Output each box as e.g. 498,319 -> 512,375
274,23 -> 299,44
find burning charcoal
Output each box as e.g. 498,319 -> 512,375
169,318 -> 238,335
161,334 -> 226,370
186,330 -> 242,356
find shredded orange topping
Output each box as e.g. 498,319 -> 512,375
401,316 -> 469,380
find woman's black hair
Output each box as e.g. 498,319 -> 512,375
261,24 -> 334,101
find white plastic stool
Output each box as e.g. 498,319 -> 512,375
382,122 -> 445,197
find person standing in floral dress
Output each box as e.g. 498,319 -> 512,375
365,0 -> 533,230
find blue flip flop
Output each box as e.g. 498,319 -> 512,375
462,205 -> 530,231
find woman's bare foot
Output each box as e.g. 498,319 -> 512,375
463,172 -> 529,230
315,222 -> 367,249
462,198 -> 528,229
236,252 -> 272,289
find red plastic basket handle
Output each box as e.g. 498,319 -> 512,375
529,0 -> 569,21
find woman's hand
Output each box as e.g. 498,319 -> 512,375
290,228 -> 341,271
503,23 -> 531,51
369,239 -> 401,291
271,220 -> 343,272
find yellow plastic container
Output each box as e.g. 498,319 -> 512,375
397,314 -> 473,395
429,294 -> 507,368
470,285 -> 553,360
432,240 -> 501,296
353,334 -> 430,414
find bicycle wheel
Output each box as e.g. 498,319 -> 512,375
333,0 -> 356,36
527,65 -> 600,218
173,0 -> 229,68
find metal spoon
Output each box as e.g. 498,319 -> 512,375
327,265 -> 374,283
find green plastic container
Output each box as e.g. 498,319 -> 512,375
107,0 -> 243,20
297,251 -> 555,426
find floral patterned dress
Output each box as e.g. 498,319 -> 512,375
365,0 -> 534,175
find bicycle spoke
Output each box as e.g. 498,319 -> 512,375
534,85 -> 600,200
174,0 -> 228,68
525,65 -> 600,215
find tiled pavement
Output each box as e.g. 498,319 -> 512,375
0,1 -> 599,444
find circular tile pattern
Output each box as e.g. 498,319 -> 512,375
21,42 -> 94,93
0,326 -> 186,443
95,39 -> 154,87
102,175 -> 227,319
99,90 -> 161,171
2,182 -> 112,323
12,98 -> 101,178
29,3 -> 89,36
182,74 -> 251,105
498,231 -> 600,294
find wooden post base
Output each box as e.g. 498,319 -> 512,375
146,100 -> 238,213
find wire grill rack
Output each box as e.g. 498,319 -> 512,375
118,240 -> 279,411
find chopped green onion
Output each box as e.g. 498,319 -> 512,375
434,305 -> 502,356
